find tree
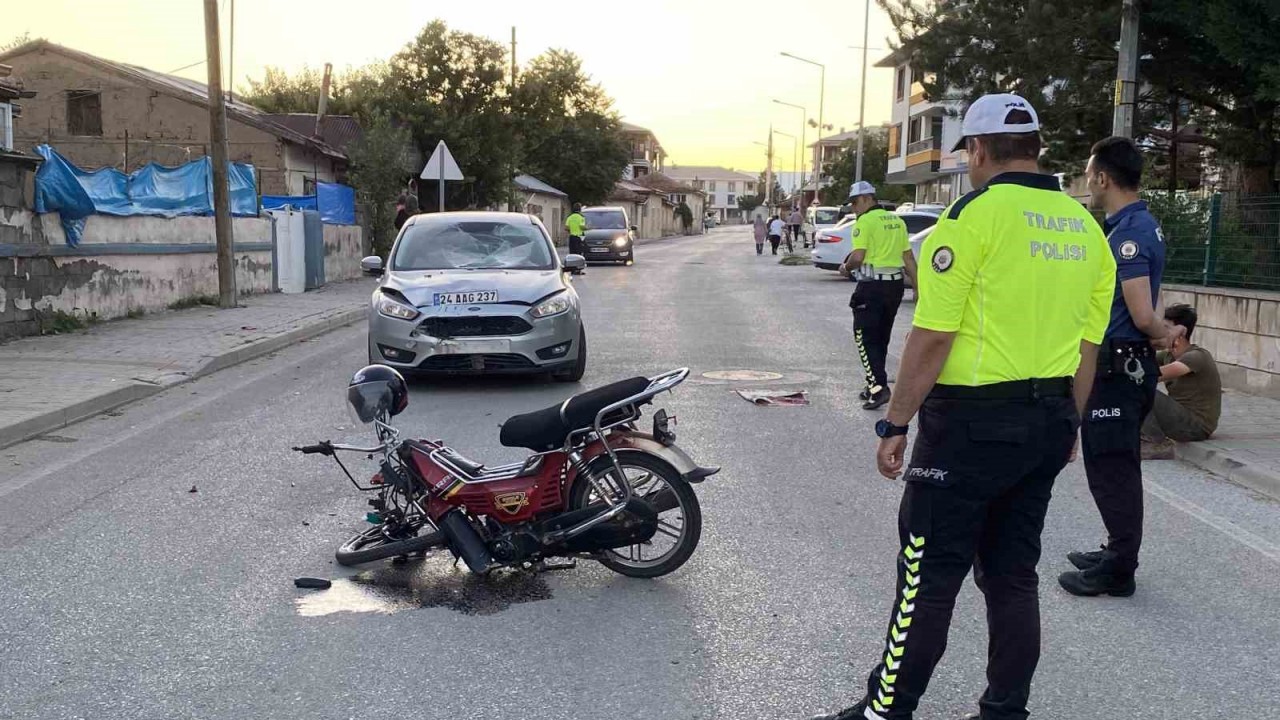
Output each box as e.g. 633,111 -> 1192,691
738,193 -> 763,215
347,114 -> 413,257
756,171 -> 785,207
878,0 -> 1280,191
240,65 -> 329,114
675,201 -> 694,233
819,130 -> 913,205
513,49 -> 629,205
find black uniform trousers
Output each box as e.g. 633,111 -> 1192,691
859,384 -> 1078,720
852,279 -> 905,392
568,234 -> 584,256
1081,351 -> 1160,575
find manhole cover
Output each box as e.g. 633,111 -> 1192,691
702,370 -> 784,381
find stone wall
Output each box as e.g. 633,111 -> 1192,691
1,209 -> 274,341
1162,284 -> 1280,399
322,224 -> 363,283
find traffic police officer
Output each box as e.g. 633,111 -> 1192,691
809,94 -> 1116,720
1060,137 -> 1167,597
839,181 -> 916,410
564,203 -> 587,274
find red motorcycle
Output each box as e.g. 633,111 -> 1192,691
295,366 -> 718,578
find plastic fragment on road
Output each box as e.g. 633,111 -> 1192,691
735,389 -> 810,406
294,577 -> 332,590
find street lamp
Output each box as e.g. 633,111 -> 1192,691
780,52 -> 825,194
773,99 -> 807,201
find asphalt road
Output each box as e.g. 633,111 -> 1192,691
2,226 -> 1279,720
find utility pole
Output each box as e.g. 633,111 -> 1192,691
509,27 -> 518,212
204,0 -> 236,308
767,125 -> 775,208
1112,0 -> 1140,138
855,0 -> 871,181
315,63 -> 331,137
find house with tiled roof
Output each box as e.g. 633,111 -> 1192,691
665,165 -> 758,224
0,40 -> 347,195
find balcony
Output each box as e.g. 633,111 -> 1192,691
905,137 -> 942,169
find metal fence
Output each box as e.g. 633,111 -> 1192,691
1147,192 -> 1280,292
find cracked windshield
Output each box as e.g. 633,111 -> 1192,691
1,1 -> 1278,719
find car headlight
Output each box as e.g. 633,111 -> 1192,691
532,293 -> 572,319
613,235 -> 630,248
376,295 -> 420,321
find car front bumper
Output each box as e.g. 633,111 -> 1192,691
582,244 -> 633,262
368,303 -> 581,374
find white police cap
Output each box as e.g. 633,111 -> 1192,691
952,93 -> 1041,152
847,180 -> 876,199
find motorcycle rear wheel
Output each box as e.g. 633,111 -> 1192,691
569,453 -> 701,578
335,524 -> 445,567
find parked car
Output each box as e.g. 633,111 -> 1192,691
810,209 -> 942,271
807,205 -> 844,238
582,206 -> 637,265
362,211 -> 588,381
905,224 -> 936,288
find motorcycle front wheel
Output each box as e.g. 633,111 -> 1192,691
569,453 -> 702,578
335,524 -> 445,566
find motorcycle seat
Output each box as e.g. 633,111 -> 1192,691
500,376 -> 652,451
436,447 -> 486,478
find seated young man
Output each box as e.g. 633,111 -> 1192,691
1142,304 -> 1222,459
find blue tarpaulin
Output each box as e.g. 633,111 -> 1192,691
32,144 -> 258,247
261,182 -> 356,225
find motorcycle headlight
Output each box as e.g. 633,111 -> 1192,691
613,235 -> 630,248
376,295 -> 420,321
532,293 -> 572,319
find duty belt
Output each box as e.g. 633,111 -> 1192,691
860,265 -> 903,281
929,377 -> 1073,401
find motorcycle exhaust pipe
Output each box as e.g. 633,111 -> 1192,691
437,509 -> 493,574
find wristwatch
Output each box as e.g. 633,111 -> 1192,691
875,419 -> 910,438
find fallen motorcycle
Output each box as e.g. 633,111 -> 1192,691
295,365 -> 718,578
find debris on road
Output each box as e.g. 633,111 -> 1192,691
294,577 -> 332,590
187,485 -> 198,493
735,389 -> 810,406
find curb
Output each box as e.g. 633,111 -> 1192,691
0,306 -> 366,450
1176,441 -> 1280,501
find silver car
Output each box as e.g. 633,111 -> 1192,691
362,212 -> 588,381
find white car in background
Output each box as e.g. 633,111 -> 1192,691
806,205 -> 845,239
810,209 -> 942,271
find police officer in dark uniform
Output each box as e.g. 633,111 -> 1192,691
839,181 -> 916,410
1060,137 -> 1168,598
809,94 -> 1116,720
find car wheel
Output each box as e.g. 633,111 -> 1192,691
553,326 -> 587,383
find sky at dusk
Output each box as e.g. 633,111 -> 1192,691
5,0 -> 901,174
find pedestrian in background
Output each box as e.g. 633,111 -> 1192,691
789,206 -> 806,249
810,93 -> 1115,720
1061,136 -> 1168,599
394,196 -> 411,232
753,214 -> 768,255
768,214 -> 785,255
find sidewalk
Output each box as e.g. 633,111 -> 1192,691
1174,389 -> 1280,500
0,280 -> 371,449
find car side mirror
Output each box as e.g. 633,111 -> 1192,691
562,254 -> 587,272
361,256 -> 384,276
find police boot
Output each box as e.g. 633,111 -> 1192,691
858,387 -> 871,401
862,387 -> 891,411
1067,543 -> 1108,570
1058,553 -> 1136,597
806,699 -> 869,720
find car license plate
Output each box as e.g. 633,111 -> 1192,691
433,291 -> 498,305
589,247 -> 610,253
437,339 -> 511,355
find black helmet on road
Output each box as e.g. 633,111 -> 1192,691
347,364 -> 409,423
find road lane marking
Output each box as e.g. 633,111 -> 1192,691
1146,479 -> 1280,563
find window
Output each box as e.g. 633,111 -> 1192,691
0,103 -> 12,151
66,90 -> 102,136
728,194 -> 736,206
728,181 -> 737,192
392,219 -> 556,271
888,124 -> 902,158
908,116 -> 924,144
746,182 -> 755,193
895,67 -> 907,102
706,180 -> 716,192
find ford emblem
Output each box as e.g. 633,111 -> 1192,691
467,306 -> 482,312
